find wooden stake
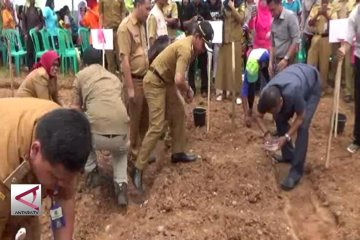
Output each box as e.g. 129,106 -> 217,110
325,59 -> 343,168
231,42 -> 235,126
207,51 -> 213,133
7,39 -> 14,97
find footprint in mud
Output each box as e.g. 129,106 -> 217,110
273,164 -> 338,240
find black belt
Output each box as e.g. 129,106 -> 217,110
149,67 -> 166,83
131,74 -> 145,79
315,33 -> 329,38
101,134 -> 126,139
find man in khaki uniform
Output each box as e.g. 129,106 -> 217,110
332,0 -> 356,102
117,0 -> 151,165
147,0 -> 168,47
307,0 -> 337,94
163,0 -> 179,42
0,98 -> 92,240
99,0 -> 127,74
131,21 -> 214,193
71,47 -> 130,207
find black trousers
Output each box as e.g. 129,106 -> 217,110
248,66 -> 270,109
354,57 -> 360,145
188,52 -> 208,94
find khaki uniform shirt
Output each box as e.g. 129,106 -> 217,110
15,67 -> 57,102
332,0 -> 356,19
151,36 -> 193,84
223,4 -> 245,43
118,13 -> 149,77
73,64 -> 129,135
99,0 -> 127,29
308,4 -> 338,35
163,1 -> 178,40
147,15 -> 158,42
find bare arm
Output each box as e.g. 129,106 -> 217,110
287,112 -> 305,137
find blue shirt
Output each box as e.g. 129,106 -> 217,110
282,0 -> 302,15
241,49 -> 270,97
259,64 -> 321,119
43,6 -> 58,36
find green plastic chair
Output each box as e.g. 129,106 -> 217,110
29,28 -> 46,63
40,28 -> 51,51
58,28 -> 78,74
2,29 -> 27,75
0,34 -> 8,66
78,27 -> 90,52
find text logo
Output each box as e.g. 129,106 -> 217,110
11,184 -> 41,216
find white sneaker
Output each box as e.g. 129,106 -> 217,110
236,98 -> 242,105
347,143 -> 360,154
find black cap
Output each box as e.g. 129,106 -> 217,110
195,21 -> 214,52
83,46 -> 102,65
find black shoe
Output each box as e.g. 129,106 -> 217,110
131,166 -> 143,193
114,182 -> 128,208
171,152 -> 197,163
85,167 -> 102,188
281,172 -> 302,191
271,154 -> 292,164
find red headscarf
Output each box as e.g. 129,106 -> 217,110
86,0 -> 97,9
33,50 -> 59,77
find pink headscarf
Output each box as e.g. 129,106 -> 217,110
253,0 -> 272,50
33,50 -> 59,77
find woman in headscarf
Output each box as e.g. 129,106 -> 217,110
80,0 -> 99,29
77,1 -> 87,27
215,0 -> 245,101
16,50 -> 60,104
251,0 -> 272,50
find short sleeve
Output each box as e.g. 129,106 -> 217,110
308,5 -> 319,20
171,3 -> 178,19
147,15 -> 157,39
288,13 -> 301,44
118,25 -> 131,57
175,48 -> 191,75
345,8 -> 357,44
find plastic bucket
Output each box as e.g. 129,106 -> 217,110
333,113 -> 347,134
193,107 -> 206,127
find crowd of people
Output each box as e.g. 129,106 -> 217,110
0,0 -> 360,239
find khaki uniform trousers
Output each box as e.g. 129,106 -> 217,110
307,35 -> 331,90
85,133 -> 129,185
344,49 -> 355,98
0,184 -> 40,240
105,27 -> 120,74
135,71 -> 186,170
125,78 -> 149,160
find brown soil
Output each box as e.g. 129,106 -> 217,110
1,68 -> 359,240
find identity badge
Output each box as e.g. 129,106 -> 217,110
11,184 -> 41,216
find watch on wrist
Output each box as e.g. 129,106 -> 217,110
284,55 -> 290,61
284,133 -> 291,142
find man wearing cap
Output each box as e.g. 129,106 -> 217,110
256,63 -> 321,190
99,0 -> 127,74
131,21 -> 214,193
241,48 -> 270,127
70,47 -> 130,207
117,0 -> 151,166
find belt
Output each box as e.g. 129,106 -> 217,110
149,67 -> 166,83
315,33 -> 329,38
131,74 -> 145,79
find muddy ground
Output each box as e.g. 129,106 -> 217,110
0,68 -> 359,240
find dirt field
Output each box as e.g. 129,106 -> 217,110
1,68 -> 359,240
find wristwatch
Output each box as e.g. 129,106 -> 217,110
284,133 -> 291,142
284,55 -> 290,61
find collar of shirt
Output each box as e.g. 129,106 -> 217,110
130,12 -> 139,26
279,7 -> 286,20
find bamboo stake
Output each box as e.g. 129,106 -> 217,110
7,39 -> 14,97
207,51 -> 213,133
325,59 -> 343,168
231,42 -> 235,126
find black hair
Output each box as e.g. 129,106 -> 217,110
148,35 -> 170,64
45,0 -> 54,8
134,0 -> 147,7
257,86 -> 282,113
266,0 -> 281,4
83,47 -> 102,65
35,108 -> 92,172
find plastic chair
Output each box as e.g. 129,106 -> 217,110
40,28 -> 51,51
78,27 -> 90,52
2,29 -> 27,76
58,28 -> 78,74
29,28 -> 46,63
0,34 -> 8,66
